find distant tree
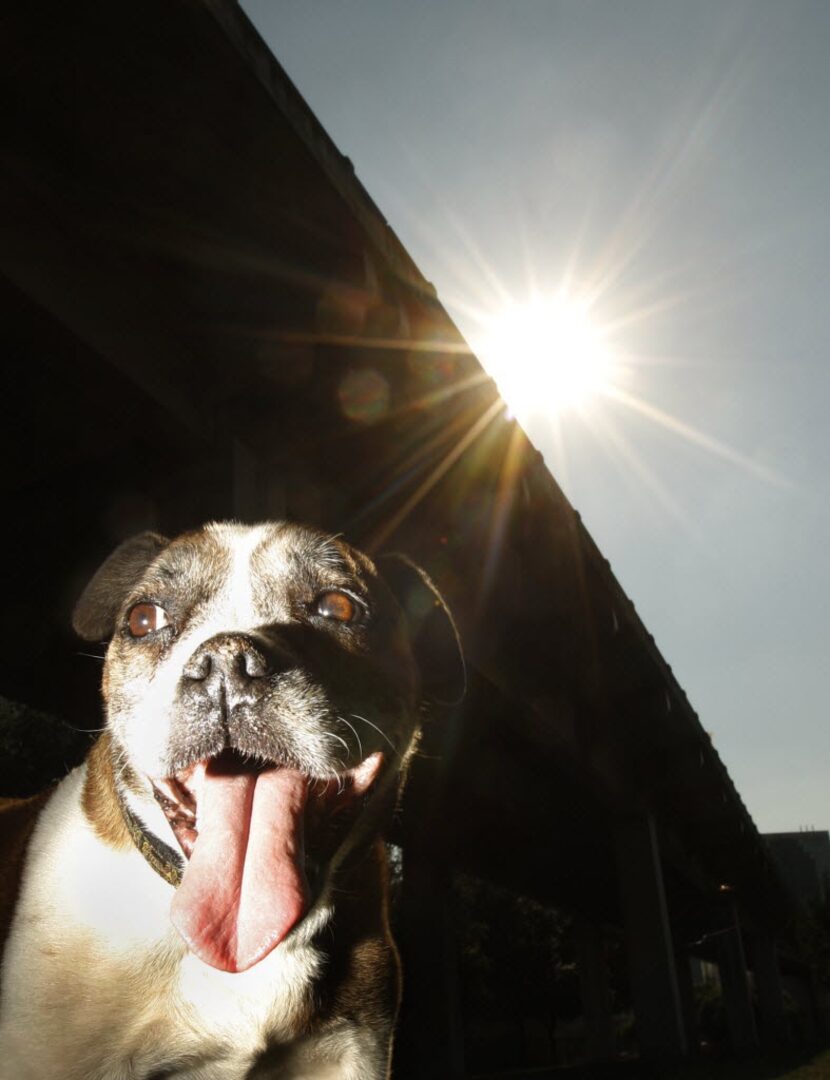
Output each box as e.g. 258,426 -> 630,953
451,873 -> 578,1069
695,980 -> 729,1048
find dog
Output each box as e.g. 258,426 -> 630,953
0,521 -> 463,1079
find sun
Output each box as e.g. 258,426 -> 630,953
473,291 -> 615,422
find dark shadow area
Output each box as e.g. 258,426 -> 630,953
0,696 -> 89,797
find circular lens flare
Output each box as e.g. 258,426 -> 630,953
475,293 -> 615,422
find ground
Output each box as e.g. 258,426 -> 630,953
470,1046 -> 830,1080
662,1046 -> 830,1080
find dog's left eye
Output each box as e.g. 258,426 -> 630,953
127,603 -> 170,638
316,591 -> 360,624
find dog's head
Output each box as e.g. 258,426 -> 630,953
73,521 -> 463,973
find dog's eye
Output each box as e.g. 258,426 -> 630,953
127,603 -> 170,638
316,591 -> 359,624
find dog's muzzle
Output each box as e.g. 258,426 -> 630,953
180,632 -> 283,710
170,632 -> 302,767
122,631 -> 385,976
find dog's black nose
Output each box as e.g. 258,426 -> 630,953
182,634 -> 272,687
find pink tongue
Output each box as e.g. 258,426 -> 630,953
170,759 -> 309,973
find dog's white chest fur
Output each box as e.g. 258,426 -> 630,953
0,767 -> 344,1080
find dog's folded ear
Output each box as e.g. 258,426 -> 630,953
73,532 -> 169,641
376,554 -> 466,707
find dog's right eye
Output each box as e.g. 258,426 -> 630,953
127,603 -> 170,638
315,591 -> 360,624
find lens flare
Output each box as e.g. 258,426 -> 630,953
473,292 -> 615,422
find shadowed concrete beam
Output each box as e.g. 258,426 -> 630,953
615,814 -> 688,1058
395,851 -> 465,1079
576,919 -> 616,1061
717,896 -> 759,1051
674,950 -> 699,1057
753,932 -> 788,1044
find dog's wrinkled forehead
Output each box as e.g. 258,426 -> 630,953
136,522 -> 372,630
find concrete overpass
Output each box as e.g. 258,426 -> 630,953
1,1 -> 813,1071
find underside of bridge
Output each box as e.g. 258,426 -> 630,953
1,1 -> 813,1072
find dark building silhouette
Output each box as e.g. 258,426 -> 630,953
765,830 -> 830,908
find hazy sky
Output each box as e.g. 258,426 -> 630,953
240,0 -> 829,833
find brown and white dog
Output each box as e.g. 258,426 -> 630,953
0,521 -> 463,1079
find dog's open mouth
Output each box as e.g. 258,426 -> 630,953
149,749 -> 384,974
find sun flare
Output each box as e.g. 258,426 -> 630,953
474,292 -> 615,422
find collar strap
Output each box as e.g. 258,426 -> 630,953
118,793 -> 184,888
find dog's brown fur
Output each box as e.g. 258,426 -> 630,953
80,734 -> 133,853
0,791 -> 52,966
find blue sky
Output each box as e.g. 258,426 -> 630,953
240,0 -> 829,833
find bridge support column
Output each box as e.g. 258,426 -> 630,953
754,932 -> 788,1044
576,919 -> 616,1060
718,896 -> 759,1051
674,949 -> 699,1055
614,814 -> 688,1058
395,850 -> 465,1079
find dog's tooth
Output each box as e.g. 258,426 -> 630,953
348,751 -> 384,795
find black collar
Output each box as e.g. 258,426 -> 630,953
117,792 -> 184,888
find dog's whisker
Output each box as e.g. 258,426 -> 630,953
337,715 -> 364,760
76,651 -> 106,662
322,731 -> 350,759
349,713 -> 397,753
